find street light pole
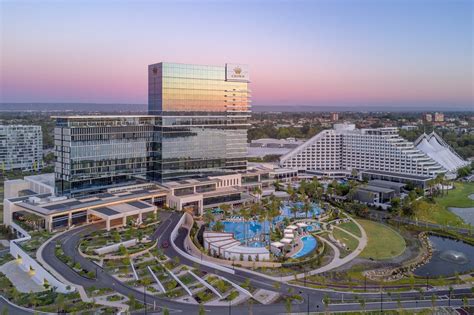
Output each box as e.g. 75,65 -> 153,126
144,286 -> 147,315
380,290 -> 383,314
307,293 -> 310,315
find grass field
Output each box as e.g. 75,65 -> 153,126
414,202 -> 468,228
435,182 -> 474,208
358,219 -> 406,260
338,221 -> 362,237
414,182 -> 474,228
333,228 -> 359,252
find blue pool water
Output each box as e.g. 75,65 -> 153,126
306,224 -> 320,232
221,221 -> 270,242
280,202 -> 323,219
292,235 -> 317,258
215,202 -> 323,247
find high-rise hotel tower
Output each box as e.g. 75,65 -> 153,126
148,63 -> 251,182
54,63 -> 251,196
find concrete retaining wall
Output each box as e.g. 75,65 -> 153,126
9,222 -> 74,293
170,213 -> 235,274
94,239 -> 137,255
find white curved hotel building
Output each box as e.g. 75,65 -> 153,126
415,132 -> 469,174
280,124 -> 446,178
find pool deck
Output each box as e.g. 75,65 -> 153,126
286,237 -> 303,257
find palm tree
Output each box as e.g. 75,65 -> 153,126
253,186 -> 263,201
327,186 -> 334,200
202,211 -> 214,226
435,173 -> 445,196
241,206 -> 252,245
257,206 -> 266,243
291,203 -> 299,219
273,180 -> 282,191
427,179 -> 436,197
213,221 -> 224,232
220,203 -> 231,218
303,200 -> 312,219
266,198 -> 281,245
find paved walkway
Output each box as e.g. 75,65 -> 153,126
0,261 -> 45,293
36,227 -> 91,301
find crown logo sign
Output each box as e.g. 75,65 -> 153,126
152,67 -> 158,74
234,67 -> 242,75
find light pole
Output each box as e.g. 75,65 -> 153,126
307,293 -> 310,315
143,286 -> 147,315
380,289 -> 383,313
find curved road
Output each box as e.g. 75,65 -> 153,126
40,212 -> 471,314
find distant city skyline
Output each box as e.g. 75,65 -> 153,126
1,0 -> 472,109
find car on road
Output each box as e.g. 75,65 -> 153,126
161,240 -> 169,248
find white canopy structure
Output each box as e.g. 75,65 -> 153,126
280,238 -> 293,244
270,241 -> 285,248
415,132 -> 469,173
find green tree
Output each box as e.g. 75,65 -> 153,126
163,307 -> 170,315
213,221 -> 224,232
285,297 -> 292,314
55,294 -> 65,312
431,294 -> 436,310
128,294 -> 137,310
359,297 -> 366,312
198,304 -> 206,315
323,293 -> 330,312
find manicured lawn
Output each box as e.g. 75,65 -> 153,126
435,182 -> 474,209
333,228 -> 358,253
358,219 -> 406,260
414,202 -> 467,228
410,182 -> 474,228
338,221 -> 362,237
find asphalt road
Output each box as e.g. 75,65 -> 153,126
39,212 -> 472,314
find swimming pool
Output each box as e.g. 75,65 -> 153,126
292,235 -> 317,258
306,224 -> 320,232
221,221 -> 270,242
215,202 -> 323,247
280,202 -> 323,219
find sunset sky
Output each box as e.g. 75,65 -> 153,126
1,0 -> 472,109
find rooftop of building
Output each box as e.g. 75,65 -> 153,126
161,177 -> 220,189
357,185 -> 395,194
368,180 -> 406,188
12,185 -> 167,216
91,200 -> 155,218
361,169 -> 432,181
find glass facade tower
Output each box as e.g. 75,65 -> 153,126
54,62 -> 251,196
148,62 -> 251,182
54,116 -> 157,196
